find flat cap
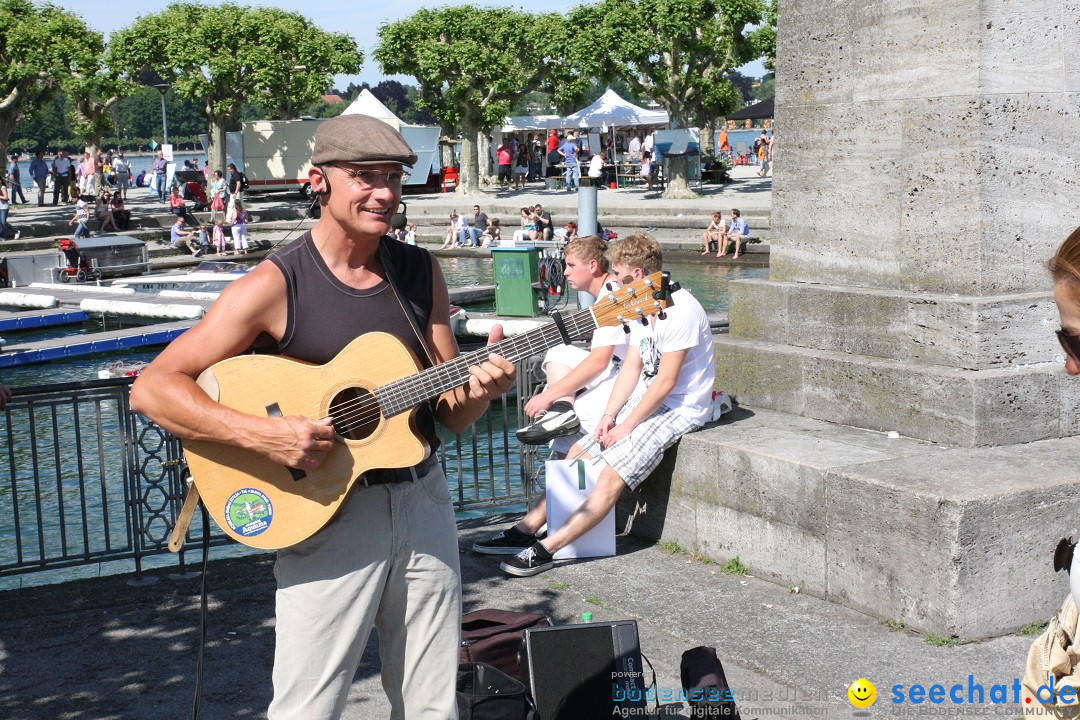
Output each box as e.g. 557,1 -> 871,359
312,114 -> 418,167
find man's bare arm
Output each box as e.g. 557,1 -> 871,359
426,258 -> 515,433
129,262 -> 335,470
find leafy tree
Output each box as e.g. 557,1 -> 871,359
750,0 -> 777,71
370,80 -> 409,118
376,6 -> 572,195
67,31 -> 132,155
752,73 -> 775,101
9,92 -> 65,151
726,71 -> 756,105
108,3 -> 363,175
568,0 -> 766,198
401,85 -> 437,126
0,0 -> 97,169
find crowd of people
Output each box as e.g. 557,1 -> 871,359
483,129 -> 659,192
434,203 -> 561,249
1,146 -> 254,251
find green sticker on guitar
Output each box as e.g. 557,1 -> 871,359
225,488 -> 273,537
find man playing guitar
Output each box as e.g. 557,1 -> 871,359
130,114 -> 515,720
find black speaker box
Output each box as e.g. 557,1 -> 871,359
523,620 -> 648,719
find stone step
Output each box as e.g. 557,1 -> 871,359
618,404 -> 1079,640
712,334 -> 1070,447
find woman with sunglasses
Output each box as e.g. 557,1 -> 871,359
1052,228 -> 1080,375
1050,228 -> 1080,607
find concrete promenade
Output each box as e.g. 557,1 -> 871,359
0,166 -> 773,264
0,167 -> 1040,718
0,512 -> 1032,720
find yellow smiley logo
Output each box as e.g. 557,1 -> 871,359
848,678 -> 876,709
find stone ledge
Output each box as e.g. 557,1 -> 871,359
713,334 -> 1080,446
617,407 -> 1079,640
727,278 -> 1057,370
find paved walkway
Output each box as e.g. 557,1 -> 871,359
0,511 -> 1031,719
0,167 -> 772,252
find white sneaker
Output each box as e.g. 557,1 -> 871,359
515,401 -> 580,445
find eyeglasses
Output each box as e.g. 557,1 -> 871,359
1057,329 -> 1080,365
334,165 -> 409,189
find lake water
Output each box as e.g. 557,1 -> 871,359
0,256 -> 767,387
0,254 -> 767,587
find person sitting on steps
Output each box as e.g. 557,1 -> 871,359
701,211 -> 724,255
475,233 -> 716,577
487,235 -> 629,462
717,208 -> 750,260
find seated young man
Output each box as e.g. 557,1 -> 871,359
473,236 -> 628,555
479,234 -> 716,577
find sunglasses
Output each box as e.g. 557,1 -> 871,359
1057,329 -> 1080,365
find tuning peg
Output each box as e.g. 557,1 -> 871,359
640,317 -> 648,326
658,310 -> 667,320
626,287 -> 636,297
623,324 -> 630,334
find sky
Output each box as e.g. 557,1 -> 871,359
57,0 -> 766,90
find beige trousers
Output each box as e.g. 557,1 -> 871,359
268,458 -> 460,720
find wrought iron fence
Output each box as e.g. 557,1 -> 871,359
0,358 -> 546,583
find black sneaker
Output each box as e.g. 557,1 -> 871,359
472,526 -> 536,555
500,542 -> 554,577
515,401 -> 580,445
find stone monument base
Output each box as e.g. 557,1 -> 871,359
616,407 -> 1080,640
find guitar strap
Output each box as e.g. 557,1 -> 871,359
378,238 -> 439,367
379,239 -> 441,467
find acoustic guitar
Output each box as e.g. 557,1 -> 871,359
180,271 -> 675,550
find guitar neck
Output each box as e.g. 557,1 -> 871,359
376,306 -> 598,417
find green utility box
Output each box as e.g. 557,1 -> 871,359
492,246 -> 541,317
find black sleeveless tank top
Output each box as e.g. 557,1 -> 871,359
268,232 -> 439,450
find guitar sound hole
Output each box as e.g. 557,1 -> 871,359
329,387 -> 380,441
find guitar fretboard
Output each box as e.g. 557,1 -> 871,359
375,306 -> 598,417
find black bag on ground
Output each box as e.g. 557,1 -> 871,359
680,645 -> 742,719
456,662 -> 535,720
460,608 -> 552,681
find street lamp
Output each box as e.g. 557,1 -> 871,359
153,83 -> 170,145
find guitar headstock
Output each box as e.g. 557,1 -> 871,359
591,271 -> 674,330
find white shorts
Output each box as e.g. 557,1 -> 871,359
541,343 -> 621,456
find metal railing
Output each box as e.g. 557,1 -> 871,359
0,359 -> 546,583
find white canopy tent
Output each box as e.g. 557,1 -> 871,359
339,89 -> 442,185
341,89 -> 402,129
558,88 -> 669,130
557,89 -> 669,186
500,115 -> 560,132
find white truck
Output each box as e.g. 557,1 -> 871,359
208,117 -> 442,198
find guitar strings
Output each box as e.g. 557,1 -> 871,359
314,305 -> 629,434
277,283 -> 657,435
323,319 -> 577,434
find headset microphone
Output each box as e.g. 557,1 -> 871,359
389,201 -> 408,231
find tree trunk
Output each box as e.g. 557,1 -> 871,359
701,118 -> 716,157
439,120 -> 456,169
207,116 -> 228,178
476,130 -> 491,186
0,110 -> 15,182
661,104 -> 700,200
457,116 -> 480,196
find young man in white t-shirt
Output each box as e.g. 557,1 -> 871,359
483,234 -> 717,576
474,235 -> 630,555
